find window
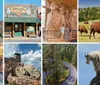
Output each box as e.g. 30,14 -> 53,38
15,24 -> 18,28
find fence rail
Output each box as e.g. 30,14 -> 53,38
5,32 -> 11,38
43,30 -> 77,42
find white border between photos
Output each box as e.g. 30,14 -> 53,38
77,0 -> 79,85
3,0 -> 4,85
41,0 -> 43,85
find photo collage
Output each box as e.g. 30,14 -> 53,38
0,0 -> 100,85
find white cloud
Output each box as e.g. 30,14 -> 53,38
4,44 -> 20,58
4,44 -> 41,71
21,50 -> 41,71
21,50 -> 41,64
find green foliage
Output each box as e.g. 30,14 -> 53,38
0,33 -> 2,38
43,44 -> 77,85
79,7 -> 100,22
46,70 -> 69,85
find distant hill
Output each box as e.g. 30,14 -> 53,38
79,6 -> 100,22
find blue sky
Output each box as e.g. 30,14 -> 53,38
79,44 -> 100,85
19,44 -> 41,54
5,0 -> 41,6
0,0 -> 3,20
79,0 -> 100,8
4,44 -> 41,71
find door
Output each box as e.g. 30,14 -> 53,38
14,24 -> 22,36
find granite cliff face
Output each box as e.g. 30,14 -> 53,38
5,53 -> 41,85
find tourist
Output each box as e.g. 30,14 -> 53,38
64,25 -> 70,41
60,24 -> 65,41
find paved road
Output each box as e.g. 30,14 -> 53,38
61,62 -> 77,85
43,62 -> 77,85
43,71 -> 52,85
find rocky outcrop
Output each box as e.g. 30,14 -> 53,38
5,53 -> 41,85
7,65 -> 41,85
90,72 -> 100,85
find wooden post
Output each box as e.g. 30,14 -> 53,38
36,23 -> 38,36
24,23 -> 26,37
12,23 -> 14,37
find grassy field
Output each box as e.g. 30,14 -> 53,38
79,19 -> 100,42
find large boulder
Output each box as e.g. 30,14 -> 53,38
24,65 -> 41,80
7,65 -> 41,85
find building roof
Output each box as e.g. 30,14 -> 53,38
47,0 -> 77,9
5,17 -> 41,23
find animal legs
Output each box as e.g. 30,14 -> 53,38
89,30 -> 93,39
80,32 -> 82,36
93,31 -> 95,39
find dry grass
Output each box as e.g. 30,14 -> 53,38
79,30 -> 100,42
79,19 -> 100,42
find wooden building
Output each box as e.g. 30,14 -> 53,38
5,4 -> 41,37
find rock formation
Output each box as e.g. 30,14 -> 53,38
5,53 -> 41,85
46,2 -> 66,39
70,9 -> 77,30
90,72 -> 100,85
44,2 -> 77,41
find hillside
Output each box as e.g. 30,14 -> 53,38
79,6 -> 100,22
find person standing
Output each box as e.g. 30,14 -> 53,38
60,24 -> 65,41
64,25 -> 70,41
